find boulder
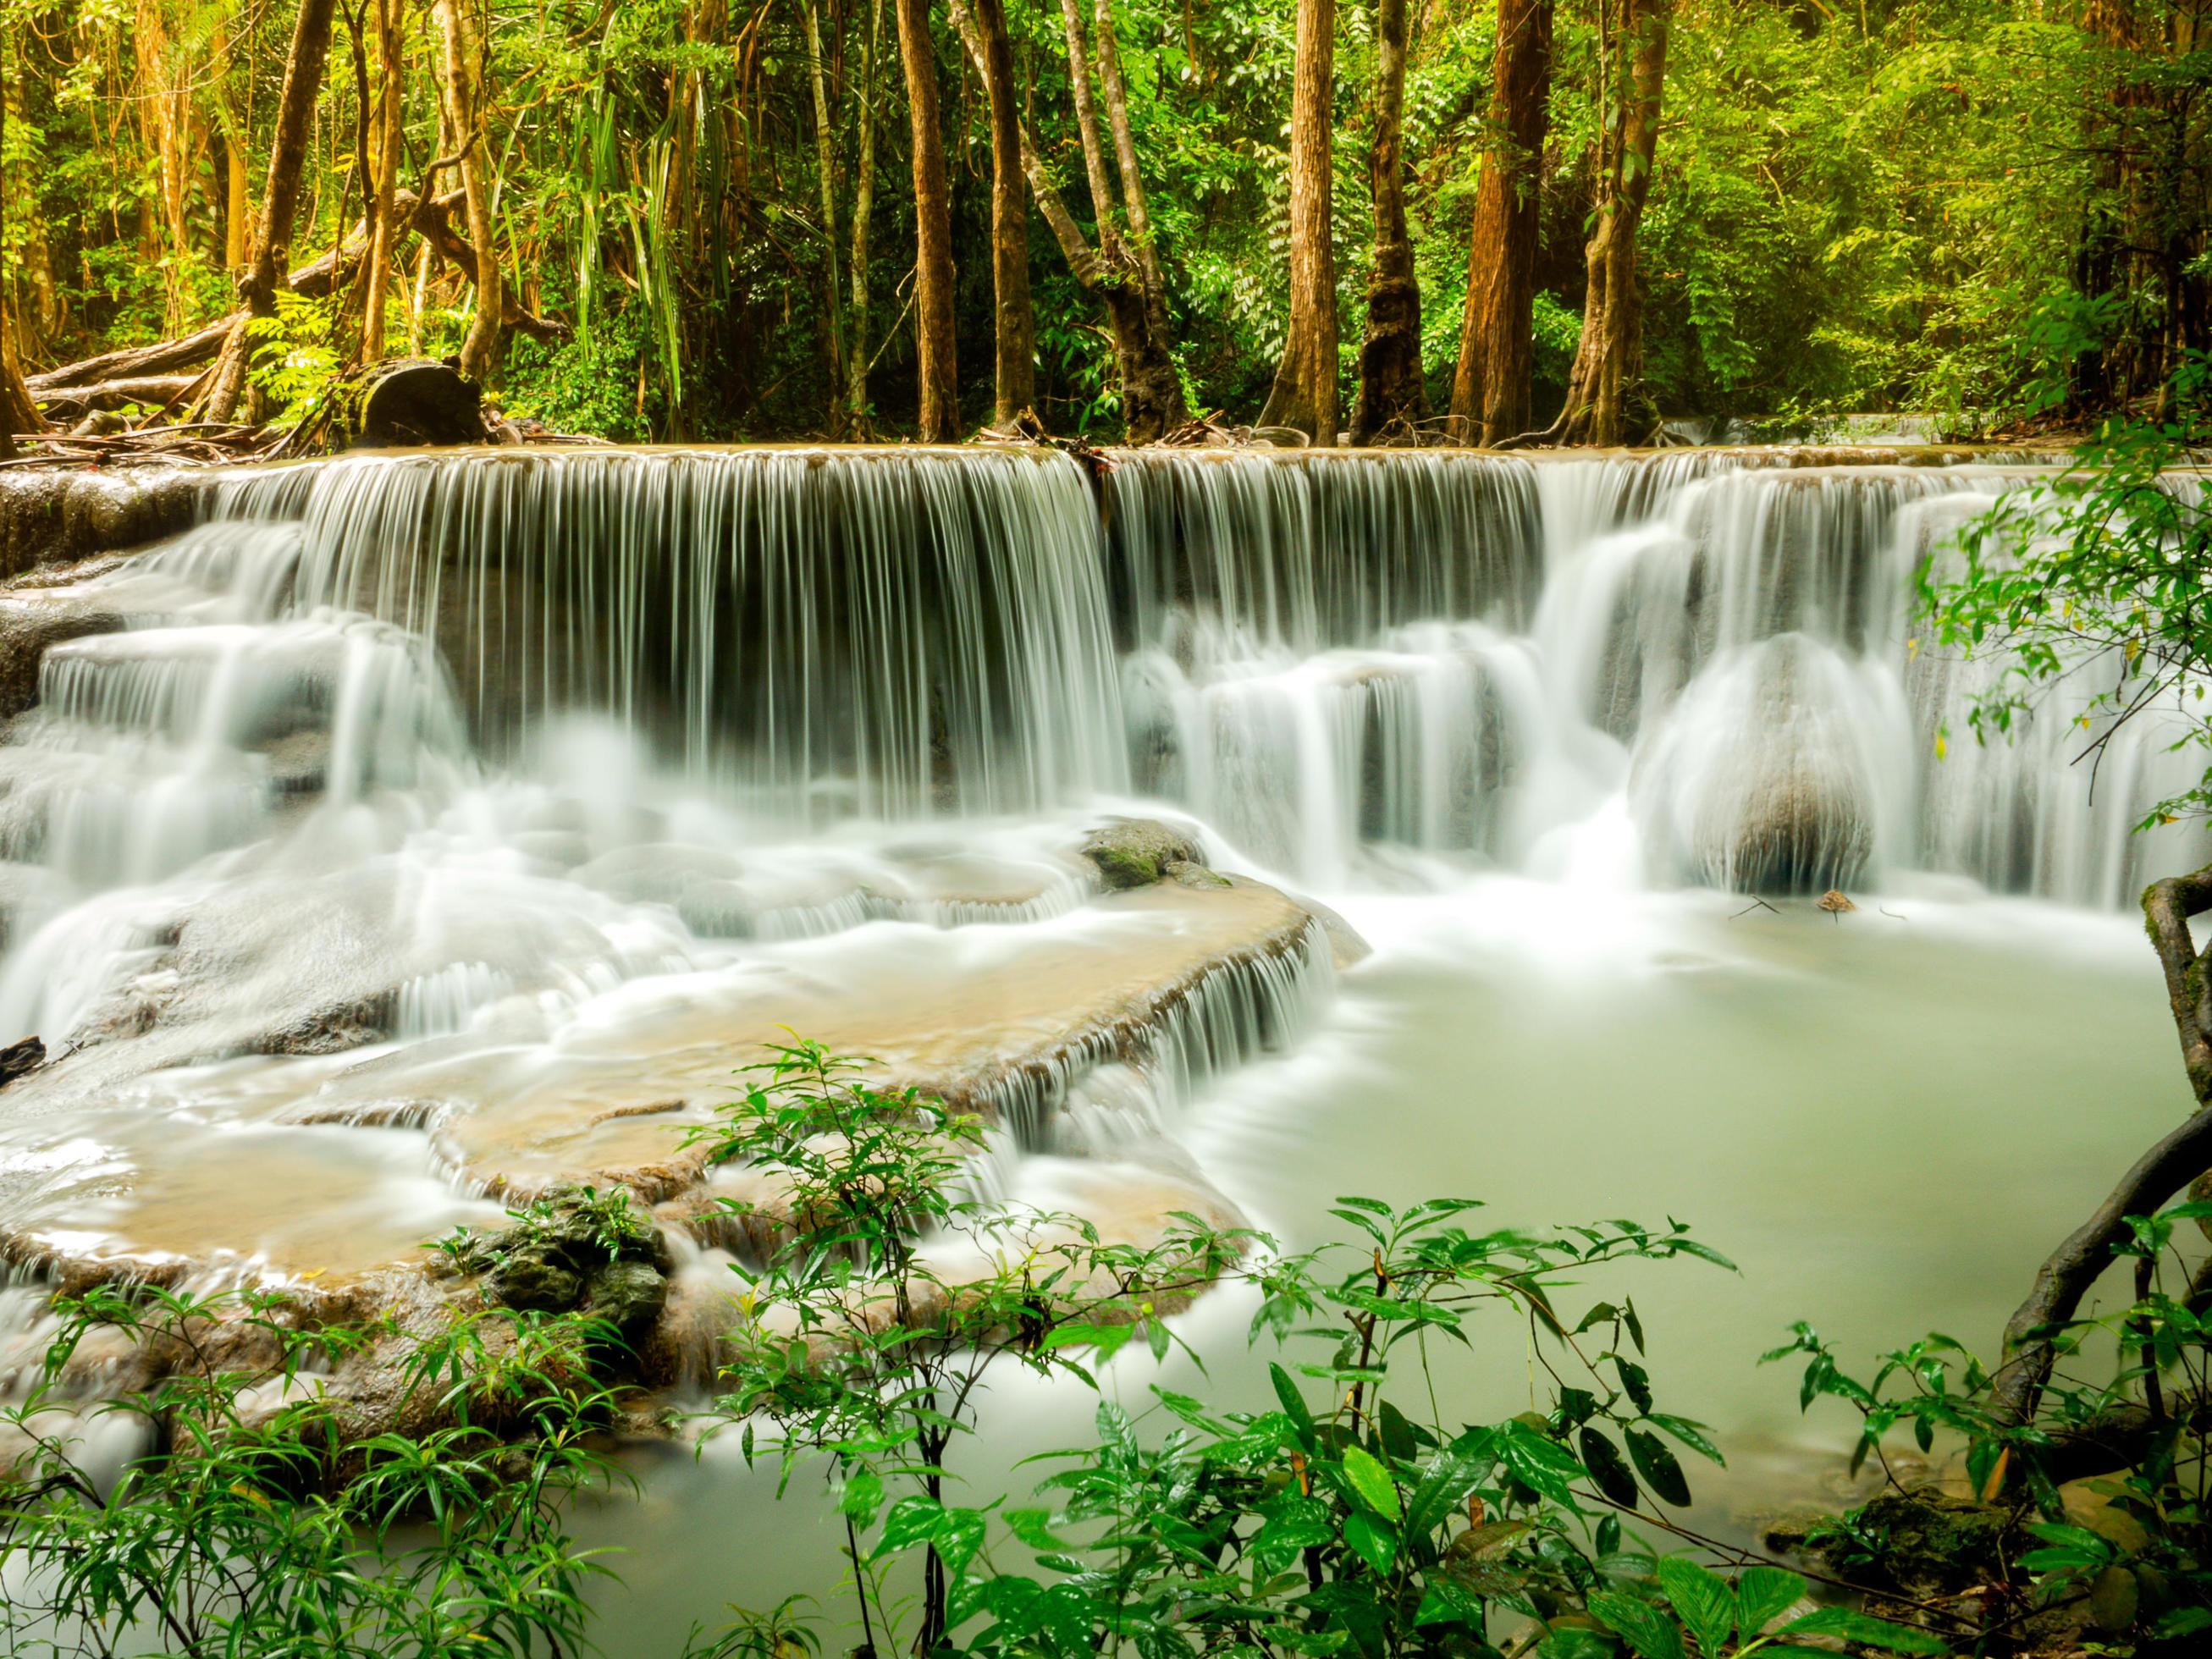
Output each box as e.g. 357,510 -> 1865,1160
1080,816 -> 1209,890
1630,633 -> 1896,894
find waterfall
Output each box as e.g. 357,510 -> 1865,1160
209,447 -> 1128,821
0,440 -> 2201,1346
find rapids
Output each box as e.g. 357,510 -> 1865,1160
0,443 -> 2201,1633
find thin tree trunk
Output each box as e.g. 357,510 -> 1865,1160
1090,0 -> 1183,437
1547,0 -> 1667,448
1057,0 -> 1123,262
952,0 -> 1183,441
1448,0 -> 1553,446
896,0 -> 959,441
847,0 -> 885,433
433,0 -> 502,384
1350,0 -> 1421,445
804,0 -> 847,432
1259,0 -> 1339,445
975,0 -> 1035,426
360,0 -> 405,365
205,0 -> 340,422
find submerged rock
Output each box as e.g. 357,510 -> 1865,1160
1630,633 -> 1900,894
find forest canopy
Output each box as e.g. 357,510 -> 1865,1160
0,0 -> 2206,445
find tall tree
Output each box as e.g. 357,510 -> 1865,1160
896,0 -> 959,441
1259,0 -> 1338,445
359,0 -> 407,365
433,0 -> 502,383
847,0 -> 885,433
974,0 -> 1035,427
0,23 -> 45,453
803,0 -> 846,431
1545,0 -> 1668,447
949,0 -> 1185,440
206,0 -> 342,422
1448,0 -> 1553,447
1349,0 -> 1420,445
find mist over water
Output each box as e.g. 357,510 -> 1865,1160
0,444 -> 2198,1644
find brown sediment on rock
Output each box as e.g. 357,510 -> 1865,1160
0,873 -> 1333,1348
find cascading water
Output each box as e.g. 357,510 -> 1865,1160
0,440 -> 2201,1411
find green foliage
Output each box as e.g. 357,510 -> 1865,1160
682,1043 -> 1931,1659
1922,349 -> 2212,826
0,1281 -> 623,1657
243,288 -> 340,431
1767,1191 -> 2212,1645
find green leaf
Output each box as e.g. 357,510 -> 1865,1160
1656,1557 -> 1734,1659
1733,1564 -> 1807,1638
1614,1357 -> 1654,1415
1340,1445 -> 1401,1518
1644,1413 -> 1726,1468
1271,1361 -> 1317,1448
838,1469 -> 884,1527
1782,1607 -> 1949,1655
1538,1630 -> 1618,1659
1626,1429 -> 1691,1507
871,1494 -> 945,1559
1343,1509 -> 1398,1575
1589,1589 -> 1687,1659
1578,1427 -> 1640,1509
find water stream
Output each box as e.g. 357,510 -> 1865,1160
0,443 -> 2198,1646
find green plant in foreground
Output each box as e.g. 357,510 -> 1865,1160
1768,1193 -> 2212,1646
690,1042 -> 1950,1659
0,1282 -> 622,1658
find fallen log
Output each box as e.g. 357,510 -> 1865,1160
34,375 -> 201,419
26,190 -> 428,397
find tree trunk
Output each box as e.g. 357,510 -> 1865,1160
951,0 -> 1184,442
205,0 -> 341,423
896,0 -> 959,441
1350,0 -> 1421,446
1987,864 -> 2212,1430
804,0 -> 847,432
975,0 -> 1035,427
1091,0 -> 1183,438
848,0 -> 885,433
359,0 -> 405,365
0,25 -> 43,453
1448,0 -> 1553,446
1259,0 -> 1339,445
1547,0 -> 1667,448
433,0 -> 503,385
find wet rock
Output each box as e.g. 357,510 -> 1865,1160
336,358 -> 489,450
1816,1487 -> 2016,1599
0,1035 -> 45,1088
585,1259 -> 670,1341
0,588 -> 130,718
1080,817 -> 1208,889
1630,633 -> 1886,895
0,466 -> 201,575
488,1254 -> 585,1313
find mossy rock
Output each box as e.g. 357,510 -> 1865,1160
1822,1486 -> 2017,1597
1080,818 -> 1208,890
329,358 -> 488,450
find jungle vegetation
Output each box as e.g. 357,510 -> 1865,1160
0,0 -> 2207,448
